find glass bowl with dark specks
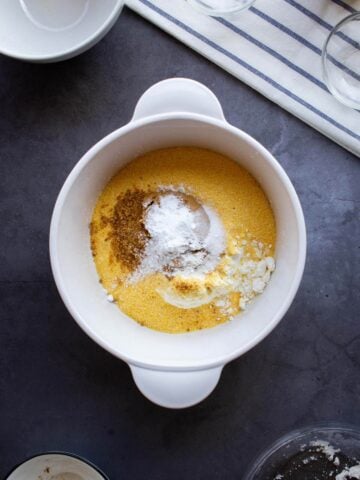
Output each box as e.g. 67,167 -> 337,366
243,425 -> 360,480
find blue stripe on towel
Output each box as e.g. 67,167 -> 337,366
138,0 -> 360,142
283,0 -> 339,30
283,0 -> 360,49
330,0 -> 356,13
215,16 -> 327,91
248,6 -> 360,83
250,6 -> 321,55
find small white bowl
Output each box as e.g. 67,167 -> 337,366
5,453 -> 108,480
0,0 -> 124,63
50,78 -> 306,409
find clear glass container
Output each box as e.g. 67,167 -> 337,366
186,0 -> 255,17
244,425 -> 360,479
322,12 -> 360,110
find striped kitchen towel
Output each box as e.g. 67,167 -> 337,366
126,0 -> 360,157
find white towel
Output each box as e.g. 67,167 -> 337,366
126,0 -> 360,157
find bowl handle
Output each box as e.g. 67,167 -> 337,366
130,365 -> 224,408
132,78 -> 225,121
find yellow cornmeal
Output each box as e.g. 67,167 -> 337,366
91,147 -> 276,334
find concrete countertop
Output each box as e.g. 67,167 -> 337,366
0,7 -> 359,479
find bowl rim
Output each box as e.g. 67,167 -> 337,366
0,0 -> 123,62
49,112 -> 307,371
3,451 -> 109,480
186,0 -> 256,16
243,423 -> 360,480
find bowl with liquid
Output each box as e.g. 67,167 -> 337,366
5,453 -> 108,480
50,78 -> 306,408
0,0 -> 124,62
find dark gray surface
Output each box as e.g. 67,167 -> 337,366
0,7 -> 359,480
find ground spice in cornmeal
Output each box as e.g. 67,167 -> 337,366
108,189 -> 150,271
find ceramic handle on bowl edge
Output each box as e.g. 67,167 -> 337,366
132,78 -> 225,121
130,365 -> 224,409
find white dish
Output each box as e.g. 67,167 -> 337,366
5,453 -> 107,480
50,78 -> 306,409
0,0 -> 124,62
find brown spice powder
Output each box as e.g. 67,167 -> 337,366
108,189 -> 151,271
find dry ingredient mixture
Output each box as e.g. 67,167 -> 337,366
129,189 -> 226,283
271,441 -> 360,480
90,147 -> 276,333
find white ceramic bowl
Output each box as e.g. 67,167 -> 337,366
50,78 -> 306,409
0,0 -> 124,63
5,453 -> 108,480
